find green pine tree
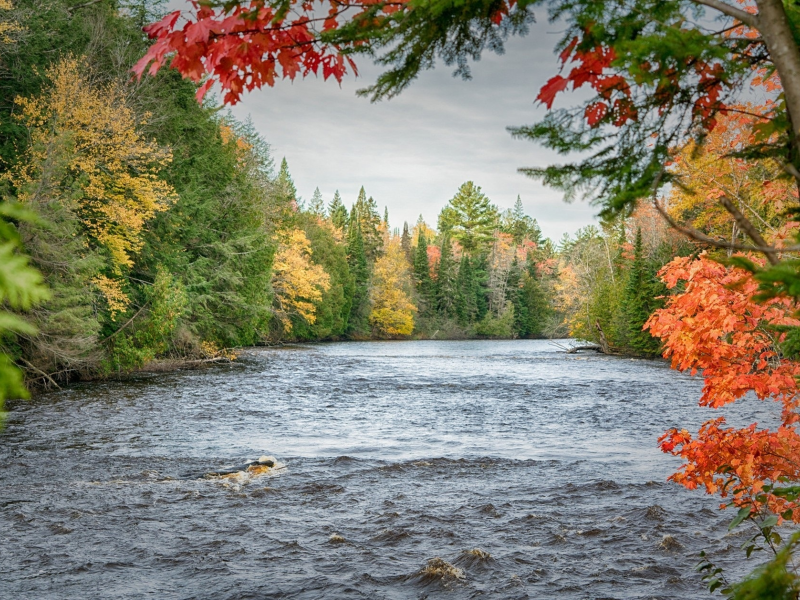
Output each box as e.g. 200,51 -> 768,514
455,254 -> 478,325
400,221 -> 412,265
308,186 -> 325,217
622,228 -> 661,356
413,229 -> 433,314
436,234 -> 457,318
346,205 -> 370,334
276,157 -> 298,205
438,181 -> 499,254
329,190 -> 348,230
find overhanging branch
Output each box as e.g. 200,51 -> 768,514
691,0 -> 759,29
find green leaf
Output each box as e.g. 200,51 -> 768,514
729,506 -> 752,531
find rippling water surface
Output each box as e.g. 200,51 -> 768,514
1,340 -> 779,599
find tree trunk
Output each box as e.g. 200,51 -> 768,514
594,320 -> 611,354
756,0 -> 800,149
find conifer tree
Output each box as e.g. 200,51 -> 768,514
308,187 -> 325,217
276,157 -> 297,205
436,234 -> 457,318
506,257 -> 529,337
346,205 -> 369,333
383,206 -> 389,228
455,255 -> 478,325
329,190 -> 347,230
400,221 -> 412,265
354,188 -> 383,261
519,254 -> 552,338
438,182 -> 499,254
623,228 -> 660,355
413,229 -> 433,313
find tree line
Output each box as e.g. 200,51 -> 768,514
0,0 -> 691,399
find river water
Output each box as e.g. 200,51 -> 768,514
0,340 -> 780,599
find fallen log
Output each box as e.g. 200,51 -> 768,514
566,345 -> 603,354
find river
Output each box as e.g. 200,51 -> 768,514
0,340 -> 778,599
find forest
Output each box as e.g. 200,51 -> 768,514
4,0 -> 800,596
0,0 -> 706,397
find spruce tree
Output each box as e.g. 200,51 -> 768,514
329,190 -> 348,230
354,187 -> 383,261
346,205 -> 370,333
623,228 -> 660,355
276,157 -> 298,205
520,253 -> 552,338
436,235 -> 457,318
413,230 -> 433,313
400,221 -> 412,265
308,187 -> 325,217
506,257 -> 528,337
472,253 -> 490,321
455,255 -> 478,325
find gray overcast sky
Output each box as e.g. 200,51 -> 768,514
225,18 -> 600,241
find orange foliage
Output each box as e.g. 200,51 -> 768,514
667,106 -> 797,245
646,255 -> 800,521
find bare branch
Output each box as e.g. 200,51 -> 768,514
718,196 -> 779,264
652,198 -> 800,257
67,0 -> 104,14
691,0 -> 759,28
100,302 -> 150,343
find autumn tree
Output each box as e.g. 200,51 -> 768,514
7,56 -> 176,378
271,228 -> 331,333
12,57 -> 174,292
647,256 -> 800,521
369,237 -> 416,336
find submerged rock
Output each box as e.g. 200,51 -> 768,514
200,455 -> 282,481
417,557 -> 465,582
658,534 -> 682,551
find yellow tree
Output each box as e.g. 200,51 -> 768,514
11,57 -> 175,317
271,228 -> 331,332
369,238 -> 417,336
667,106 -> 796,248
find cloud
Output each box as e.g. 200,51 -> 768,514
226,18 -> 601,241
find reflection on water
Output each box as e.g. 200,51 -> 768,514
0,340 -> 775,598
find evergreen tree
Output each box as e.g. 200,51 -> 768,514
438,181 -> 499,254
506,257 -> 529,337
383,206 -> 389,228
346,205 -> 370,333
502,195 -> 541,244
329,190 -> 348,230
472,253 -> 490,321
623,228 -> 661,355
455,254 -> 478,325
413,230 -> 433,313
308,186 -> 325,217
436,235 -> 457,318
276,157 -> 298,205
354,188 -> 383,261
400,221 -> 412,265
519,255 -> 553,338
